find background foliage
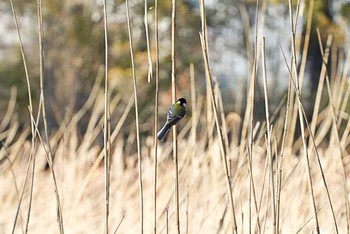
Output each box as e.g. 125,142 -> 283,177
1,0 -> 349,130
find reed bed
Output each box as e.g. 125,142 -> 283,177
1,0 -> 350,233
0,105 -> 349,233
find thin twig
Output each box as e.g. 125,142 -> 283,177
102,0 -> 111,233
28,107 -> 64,234
153,0 -> 159,231
298,0 -> 314,88
165,208 -> 169,234
126,1 -> 144,233
170,0 -> 180,232
144,0 -> 152,82
2,141 -> 24,234
190,63 -> 197,144
282,36 -> 340,232
261,37 -> 276,233
296,185 -> 344,233
199,1 -> 237,231
36,0 -> 65,232
113,214 -> 125,234
288,1 -> 319,232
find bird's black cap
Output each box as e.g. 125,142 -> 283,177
177,98 -> 186,104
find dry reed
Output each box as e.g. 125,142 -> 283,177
2,0 -> 350,234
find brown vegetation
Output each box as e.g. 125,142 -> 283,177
1,0 -> 350,233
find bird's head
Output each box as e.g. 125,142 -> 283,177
177,98 -> 187,108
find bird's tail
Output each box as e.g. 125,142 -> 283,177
157,124 -> 171,142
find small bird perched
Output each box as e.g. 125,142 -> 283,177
157,98 -> 187,142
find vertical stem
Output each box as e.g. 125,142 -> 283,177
199,32 -> 237,232
37,0 -> 53,170
261,37 -> 276,233
171,0 -> 180,232
286,0 -> 302,150
199,1 -> 237,231
126,1 -> 144,233
144,0 -> 152,82
247,0 -> 260,232
153,0 -> 159,231
190,63 -> 196,144
298,0 -> 314,88
36,1 -> 64,233
25,142 -> 36,233
275,61 -> 292,234
102,0 -> 110,233
288,1 -> 319,232
198,0 -> 211,147
308,34 -> 332,150
9,0 -> 37,232
185,187 -> 189,234
165,208 -> 169,234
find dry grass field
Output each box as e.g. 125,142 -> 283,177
1,0 -> 350,233
0,132 -> 349,234
1,86 -> 350,233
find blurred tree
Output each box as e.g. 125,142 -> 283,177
1,0 -> 206,135
3,0 -> 348,136
108,0 -> 203,126
340,2 -> 350,21
304,0 -> 345,95
42,1 -> 105,131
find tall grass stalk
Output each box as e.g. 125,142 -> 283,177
165,208 -> 169,234
335,48 -> 350,120
113,214 -> 125,234
185,187 -> 189,234
126,1 -> 144,232
200,0 -> 212,149
280,44 -> 336,234
36,0 -> 65,233
288,1 -> 319,232
338,49 -> 350,124
190,63 -> 196,144
237,4 -> 264,229
102,0 -> 111,233
275,56 -> 292,234
316,30 -> 348,233
285,0 -> 303,149
245,60 -> 258,233
28,107 -> 64,233
144,0 -> 152,82
297,185 -> 344,233
308,34 -> 332,150
215,84 -> 230,154
298,0 -> 314,88
12,139 -> 35,234
261,37 -> 276,233
153,0 -> 159,231
285,29 -> 341,233
9,0 -> 38,232
170,0 -> 180,232
246,0 -> 262,232
199,1 -> 237,231
1,140 -> 25,233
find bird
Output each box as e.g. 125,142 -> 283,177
157,98 -> 187,142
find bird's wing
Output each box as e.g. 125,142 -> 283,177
166,107 -> 182,127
